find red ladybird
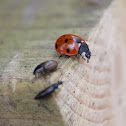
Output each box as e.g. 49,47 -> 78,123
55,34 -> 91,61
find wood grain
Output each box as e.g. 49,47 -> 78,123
1,0 -> 122,126
49,0 -> 126,126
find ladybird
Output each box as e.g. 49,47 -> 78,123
33,60 -> 58,76
34,81 -> 63,99
55,34 -> 91,62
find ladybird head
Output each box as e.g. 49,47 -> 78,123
85,50 -> 91,59
78,43 -> 91,62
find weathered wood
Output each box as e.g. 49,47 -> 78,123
0,0 -> 113,126
52,0 -> 126,126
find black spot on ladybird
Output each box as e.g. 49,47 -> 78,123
66,48 -> 70,53
55,44 -> 58,49
65,39 -> 68,43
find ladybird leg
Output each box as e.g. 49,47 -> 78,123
87,59 -> 89,63
71,54 -> 79,60
59,54 -> 63,58
58,54 -> 70,59
64,55 -> 70,58
76,53 -> 80,59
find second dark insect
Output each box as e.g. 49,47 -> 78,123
33,60 -> 58,76
35,81 -> 63,99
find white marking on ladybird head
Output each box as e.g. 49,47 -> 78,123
81,52 -> 86,57
81,52 -> 86,59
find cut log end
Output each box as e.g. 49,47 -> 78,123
49,0 -> 126,126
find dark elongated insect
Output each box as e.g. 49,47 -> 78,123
33,60 -> 58,76
35,81 -> 63,99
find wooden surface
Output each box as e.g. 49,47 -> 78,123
0,0 -> 116,126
